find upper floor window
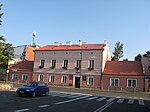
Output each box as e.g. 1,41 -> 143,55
62,60 -> 68,69
22,74 -> 28,81
51,60 -> 56,68
88,60 -> 94,70
87,77 -> 94,85
110,78 -> 119,86
12,74 -> 17,80
76,60 -> 81,68
39,59 -> 45,68
127,79 -> 137,87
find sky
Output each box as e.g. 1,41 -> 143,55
0,0 -> 150,60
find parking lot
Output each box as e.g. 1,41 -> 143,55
0,91 -> 150,112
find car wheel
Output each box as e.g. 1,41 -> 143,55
45,91 -> 49,96
32,92 -> 36,98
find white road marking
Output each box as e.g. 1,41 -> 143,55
55,96 -> 90,105
93,102 -> 113,112
96,97 -> 107,101
86,96 -> 98,100
14,109 -> 30,112
138,100 -> 145,106
128,99 -> 134,104
39,105 -> 49,108
105,98 -> 115,102
117,99 -> 124,103
68,95 -> 81,98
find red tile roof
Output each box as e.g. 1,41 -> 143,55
9,61 -> 34,71
35,44 -> 106,51
103,61 -> 143,75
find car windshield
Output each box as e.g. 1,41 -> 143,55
26,82 -> 38,87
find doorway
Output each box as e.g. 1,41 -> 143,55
75,77 -> 80,88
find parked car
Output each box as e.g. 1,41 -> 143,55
16,82 -> 49,97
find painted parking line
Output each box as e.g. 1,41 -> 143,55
138,100 -> 145,106
55,95 -> 90,105
128,99 -> 134,104
39,105 -> 49,108
117,99 -> 124,103
93,102 -> 113,112
105,98 -> 115,102
86,96 -> 98,100
14,109 -> 30,112
96,97 -> 107,102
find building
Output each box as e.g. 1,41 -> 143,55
102,61 -> 144,92
33,41 -> 111,89
8,61 -> 34,83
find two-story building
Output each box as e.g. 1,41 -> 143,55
33,41 -> 111,89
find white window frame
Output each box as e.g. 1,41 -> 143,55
22,74 -> 28,81
51,60 -> 56,67
110,78 -> 119,87
87,77 -> 94,85
63,60 -> 68,67
88,60 -> 95,68
76,60 -> 81,68
61,75 -> 67,83
49,75 -> 55,82
12,74 -> 17,80
38,74 -> 44,81
127,79 -> 137,87
40,59 -> 45,67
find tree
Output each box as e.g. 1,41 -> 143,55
143,51 -> 150,57
134,54 -> 142,61
111,41 -> 124,61
2,43 -> 14,68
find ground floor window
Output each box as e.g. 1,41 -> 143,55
22,74 -> 28,81
12,74 -> 17,80
38,74 -> 44,81
87,77 -> 94,85
110,78 -> 119,86
61,76 -> 67,83
127,79 -> 137,87
49,75 -> 55,82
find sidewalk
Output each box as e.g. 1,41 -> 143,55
50,86 -> 150,100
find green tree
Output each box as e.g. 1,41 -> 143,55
143,51 -> 150,57
134,54 -> 142,61
111,41 -> 124,61
2,43 -> 14,68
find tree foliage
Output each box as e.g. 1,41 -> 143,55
143,51 -> 150,58
134,54 -> 142,61
111,41 -> 124,61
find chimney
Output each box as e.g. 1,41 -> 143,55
104,40 -> 108,44
79,39 -> 82,46
66,41 -> 72,46
54,42 -> 60,46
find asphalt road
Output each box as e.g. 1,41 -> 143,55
0,91 -> 150,112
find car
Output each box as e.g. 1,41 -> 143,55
16,82 -> 49,97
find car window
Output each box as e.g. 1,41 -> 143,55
30,82 -> 38,87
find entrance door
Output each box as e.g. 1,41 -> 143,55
75,77 -> 80,88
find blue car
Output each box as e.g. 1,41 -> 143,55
16,82 -> 49,97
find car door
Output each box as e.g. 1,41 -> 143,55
36,82 -> 43,95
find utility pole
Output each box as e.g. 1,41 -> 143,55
32,32 -> 36,47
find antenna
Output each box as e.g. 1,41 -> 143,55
32,32 -> 36,46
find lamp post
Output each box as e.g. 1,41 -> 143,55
6,69 -> 9,82
79,39 -> 82,88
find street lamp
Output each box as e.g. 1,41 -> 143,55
6,69 -> 9,82
79,39 -> 82,88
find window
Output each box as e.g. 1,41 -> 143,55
38,74 -> 44,81
110,78 -> 119,86
12,74 -> 17,80
22,74 -> 28,81
49,75 -> 55,82
87,77 -> 94,85
40,59 -> 45,67
76,60 -> 81,68
63,60 -> 68,68
61,76 -> 67,83
127,79 -> 137,87
51,60 -> 56,68
89,60 -> 94,68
